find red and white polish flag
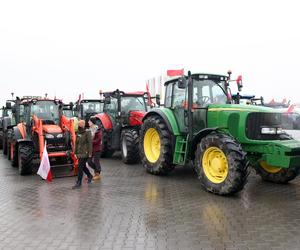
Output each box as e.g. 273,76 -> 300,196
37,143 -> 52,182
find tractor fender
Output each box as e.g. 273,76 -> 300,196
142,108 -> 180,136
190,127 -> 218,159
94,113 -> 113,130
13,125 -> 26,141
2,117 -> 12,131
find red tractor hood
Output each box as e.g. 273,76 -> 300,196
129,111 -> 146,126
43,125 -> 63,134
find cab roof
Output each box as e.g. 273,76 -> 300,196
164,73 -> 228,86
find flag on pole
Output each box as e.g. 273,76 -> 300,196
37,143 -> 52,182
167,69 -> 184,77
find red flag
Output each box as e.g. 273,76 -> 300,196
287,104 -> 296,113
167,69 -> 184,77
37,143 -> 52,182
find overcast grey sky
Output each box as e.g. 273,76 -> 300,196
0,0 -> 299,105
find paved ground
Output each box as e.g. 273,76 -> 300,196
1,152 -> 300,250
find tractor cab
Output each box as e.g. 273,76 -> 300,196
74,99 -> 103,127
102,90 -> 148,127
61,103 -> 74,119
164,73 -> 230,134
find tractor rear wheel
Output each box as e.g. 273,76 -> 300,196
254,161 -> 299,183
195,132 -> 249,195
140,116 -> 174,175
121,129 -> 140,164
18,144 -> 34,175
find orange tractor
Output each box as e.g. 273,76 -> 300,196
8,97 -> 77,175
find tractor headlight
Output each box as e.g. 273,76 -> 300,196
261,127 -> 284,135
45,134 -> 55,139
56,133 -> 63,138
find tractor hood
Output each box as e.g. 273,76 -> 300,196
43,124 -> 63,134
208,104 -> 275,113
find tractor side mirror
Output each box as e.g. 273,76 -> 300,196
155,94 -> 161,106
6,102 -> 11,109
178,77 -> 187,89
104,96 -> 111,105
236,75 -> 243,92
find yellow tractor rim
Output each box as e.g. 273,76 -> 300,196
202,147 -> 228,184
260,161 -> 282,174
144,128 -> 161,163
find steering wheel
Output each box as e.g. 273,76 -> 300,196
199,96 -> 210,105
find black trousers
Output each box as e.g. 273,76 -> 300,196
77,157 -> 93,184
87,151 -> 101,173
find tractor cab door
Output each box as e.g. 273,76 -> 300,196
167,81 -> 188,134
191,83 -> 209,133
103,97 -> 120,149
168,80 -> 208,134
103,97 -> 118,127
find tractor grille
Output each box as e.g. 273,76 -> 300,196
246,112 -> 288,140
46,137 -> 68,152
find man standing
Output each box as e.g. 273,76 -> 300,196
72,119 -> 93,189
88,116 -> 103,180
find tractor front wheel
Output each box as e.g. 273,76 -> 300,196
18,144 -> 34,175
254,161 -> 299,183
140,116 -> 174,175
195,132 -> 249,195
121,129 -> 140,164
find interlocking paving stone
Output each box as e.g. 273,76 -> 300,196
1,152 -> 300,249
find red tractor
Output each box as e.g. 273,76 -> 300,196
8,97 -> 77,175
94,89 -> 153,164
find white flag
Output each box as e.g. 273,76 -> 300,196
37,143 -> 52,182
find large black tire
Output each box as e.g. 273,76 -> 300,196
98,126 -> 115,158
121,129 -> 140,164
139,115 -> 174,175
254,161 -> 299,183
18,144 -> 34,175
195,132 -> 249,195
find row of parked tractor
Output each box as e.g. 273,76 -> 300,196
1,71 -> 300,196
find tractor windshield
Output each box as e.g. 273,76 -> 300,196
62,109 -> 73,118
121,96 -> 146,113
31,101 -> 60,123
193,79 -> 227,106
82,102 -> 103,115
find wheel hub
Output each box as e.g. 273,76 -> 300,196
144,128 -> 161,163
202,147 -> 228,184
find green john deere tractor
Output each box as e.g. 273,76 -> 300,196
139,71 -> 300,195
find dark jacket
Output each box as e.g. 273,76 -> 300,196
92,128 -> 103,155
75,128 -> 92,159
